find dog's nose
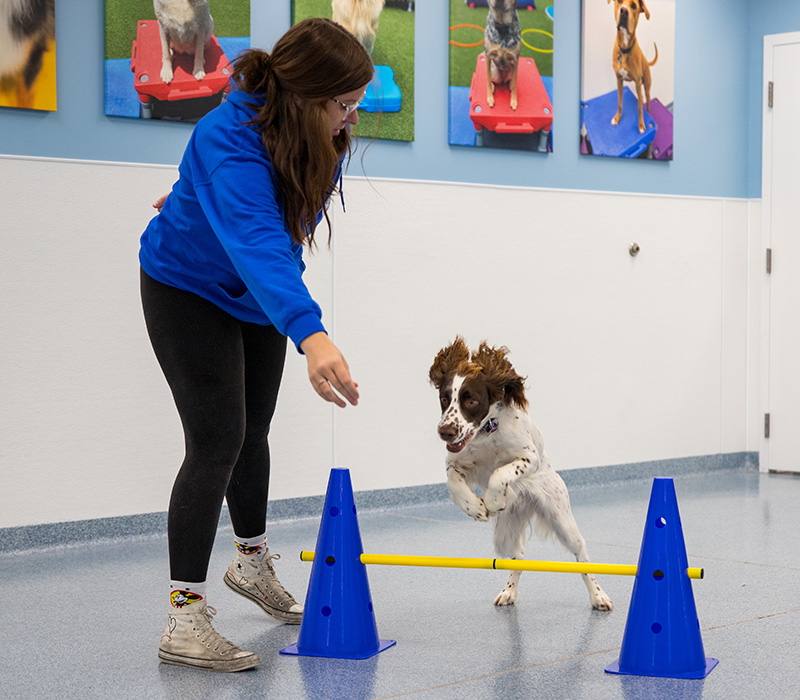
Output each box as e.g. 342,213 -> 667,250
438,424 -> 458,442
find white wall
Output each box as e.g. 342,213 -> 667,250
0,156 -> 759,528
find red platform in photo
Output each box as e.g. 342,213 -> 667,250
130,19 -> 231,104
469,54 -> 553,134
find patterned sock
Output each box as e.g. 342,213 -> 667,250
234,532 -> 268,561
169,580 -> 207,610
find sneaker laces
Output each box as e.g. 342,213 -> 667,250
193,606 -> 241,656
254,552 -> 297,607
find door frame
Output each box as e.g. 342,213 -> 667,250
760,32 -> 800,473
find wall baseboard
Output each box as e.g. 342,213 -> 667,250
0,453 -> 757,554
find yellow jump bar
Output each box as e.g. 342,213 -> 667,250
299,551 -> 704,580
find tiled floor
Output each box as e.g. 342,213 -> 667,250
2,467 -> 799,699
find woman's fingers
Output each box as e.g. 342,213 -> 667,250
302,332 -> 359,407
313,369 -> 358,407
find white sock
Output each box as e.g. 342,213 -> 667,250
234,532 -> 268,560
169,580 -> 207,610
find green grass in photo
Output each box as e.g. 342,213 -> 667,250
449,0 -> 553,88
105,0 -> 250,60
293,0 -> 415,142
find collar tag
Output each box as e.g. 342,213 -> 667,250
481,418 -> 499,434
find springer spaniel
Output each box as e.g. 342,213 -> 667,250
429,337 -> 613,611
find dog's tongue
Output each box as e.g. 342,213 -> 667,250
447,439 -> 467,453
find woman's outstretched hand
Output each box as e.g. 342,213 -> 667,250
300,332 -> 359,408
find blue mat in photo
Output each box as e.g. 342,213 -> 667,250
105,36 -> 249,119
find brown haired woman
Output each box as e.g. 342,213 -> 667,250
139,18 -> 373,672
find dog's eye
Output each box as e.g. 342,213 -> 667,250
464,398 -> 478,409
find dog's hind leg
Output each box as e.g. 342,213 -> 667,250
532,476 -> 612,611
548,510 -> 613,611
491,510 -> 526,606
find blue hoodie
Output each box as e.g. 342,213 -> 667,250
139,89 -> 326,351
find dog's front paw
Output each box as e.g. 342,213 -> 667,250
510,96 -> 518,111
160,65 -> 174,84
611,113 -> 621,126
458,497 -> 488,522
483,489 -> 507,516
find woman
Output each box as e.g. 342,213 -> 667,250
140,18 -> 374,672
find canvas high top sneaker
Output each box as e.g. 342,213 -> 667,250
158,602 -> 260,672
224,549 -> 303,624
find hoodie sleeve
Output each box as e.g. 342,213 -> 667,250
191,130 -> 326,351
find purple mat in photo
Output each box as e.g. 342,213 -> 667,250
648,98 -> 674,160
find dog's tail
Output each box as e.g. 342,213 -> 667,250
649,42 -> 659,66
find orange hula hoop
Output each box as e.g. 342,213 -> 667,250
449,24 -> 484,49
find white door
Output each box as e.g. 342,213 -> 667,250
762,35 -> 800,473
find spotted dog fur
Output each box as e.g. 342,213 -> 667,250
430,337 -> 613,610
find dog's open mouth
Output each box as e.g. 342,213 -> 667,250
446,432 -> 474,453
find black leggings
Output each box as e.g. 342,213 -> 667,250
140,269 -> 287,582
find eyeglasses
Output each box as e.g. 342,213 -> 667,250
330,94 -> 364,117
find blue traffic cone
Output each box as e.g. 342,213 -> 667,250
280,468 -> 395,659
606,477 -> 718,679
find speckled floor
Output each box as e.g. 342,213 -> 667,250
2,467 -> 799,699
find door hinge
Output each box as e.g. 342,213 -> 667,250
767,248 -> 772,273
768,81 -> 774,108
765,413 -> 771,438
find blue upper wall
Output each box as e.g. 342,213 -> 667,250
1,0 -> 796,199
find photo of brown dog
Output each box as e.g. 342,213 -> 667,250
484,0 -> 522,110
609,0 -> 658,134
580,0 -> 674,159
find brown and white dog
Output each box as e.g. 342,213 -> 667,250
609,0 -> 658,133
154,0 -> 214,84
0,0 -> 54,109
429,338 -> 613,610
484,0 -> 521,110
332,0 -> 385,55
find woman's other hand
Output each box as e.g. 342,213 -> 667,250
153,193 -> 169,212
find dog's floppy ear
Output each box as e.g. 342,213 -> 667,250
471,342 -> 528,409
640,0 -> 650,20
429,336 -> 470,389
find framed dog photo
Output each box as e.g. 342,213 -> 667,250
448,0 -> 554,153
580,0 -> 675,160
104,0 -> 251,122
292,0 -> 416,142
0,0 -> 57,111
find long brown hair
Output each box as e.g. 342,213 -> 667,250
231,18 -> 374,247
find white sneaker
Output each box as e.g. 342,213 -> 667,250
224,550 -> 303,624
158,603 -> 260,672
